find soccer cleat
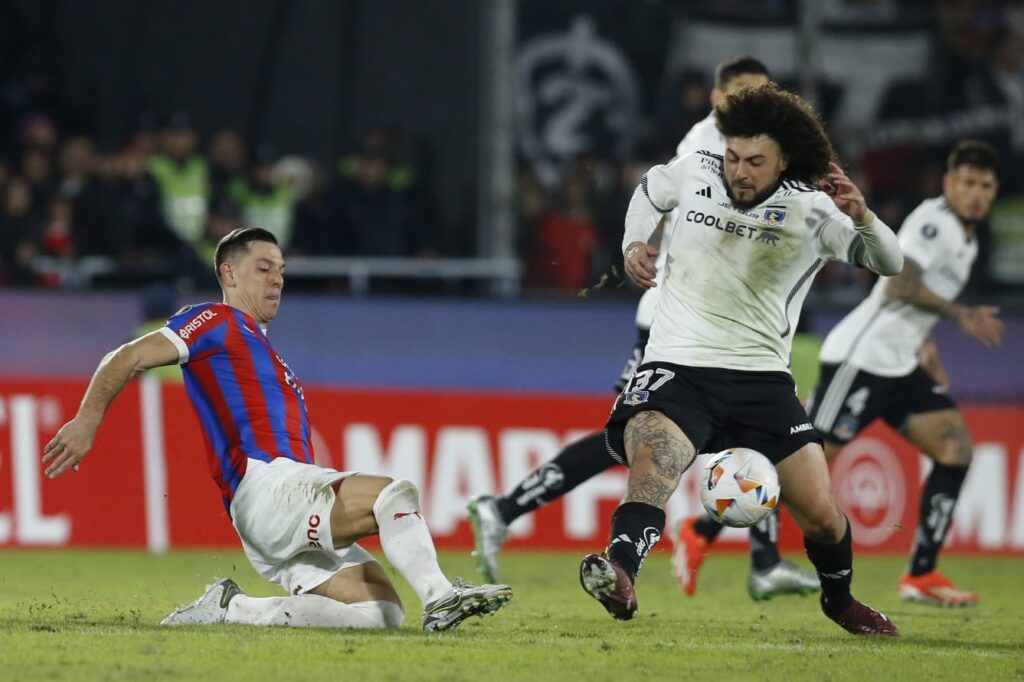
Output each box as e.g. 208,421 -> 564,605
422,578 -> 513,632
467,495 -> 508,583
898,570 -> 978,607
160,578 -> 244,626
670,516 -> 708,596
579,553 -> 637,621
826,598 -> 900,637
747,560 -> 821,601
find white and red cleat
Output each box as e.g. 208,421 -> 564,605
899,570 -> 978,607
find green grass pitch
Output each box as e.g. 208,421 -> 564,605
1,549 -> 1020,680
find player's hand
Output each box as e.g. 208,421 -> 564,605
819,162 -> 870,225
42,417 -> 97,479
957,305 -> 1003,347
624,241 -> 659,289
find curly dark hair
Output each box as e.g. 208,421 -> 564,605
714,83 -> 836,185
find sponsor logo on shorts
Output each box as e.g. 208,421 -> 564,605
833,415 -> 860,441
307,513 -> 322,547
178,309 -> 218,340
393,511 -> 422,521
622,390 -> 650,407
789,422 -> 814,434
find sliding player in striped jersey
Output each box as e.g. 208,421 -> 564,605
43,227 -> 511,631
809,140 -> 1003,607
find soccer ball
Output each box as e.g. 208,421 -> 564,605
699,447 -> 780,528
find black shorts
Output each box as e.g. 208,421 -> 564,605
807,362 -> 956,444
605,361 -> 821,466
613,327 -> 650,393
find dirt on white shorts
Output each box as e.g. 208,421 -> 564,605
230,457 -> 377,595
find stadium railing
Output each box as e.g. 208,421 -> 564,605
31,255 -> 524,297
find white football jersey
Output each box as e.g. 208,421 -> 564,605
635,112 -> 724,329
675,112 -> 723,159
819,197 -> 977,377
633,152 -> 872,373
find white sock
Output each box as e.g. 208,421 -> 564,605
373,479 -> 452,605
226,594 -> 404,629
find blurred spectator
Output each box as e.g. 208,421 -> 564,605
21,146 -> 54,207
524,167 -> 598,292
330,131 -> 433,256
194,196 -> 244,272
229,144 -> 296,250
654,71 -> 712,160
209,128 -> 247,197
113,146 -> 186,268
148,111 -> 209,246
277,156 -> 331,255
0,176 -> 39,284
57,135 -> 113,256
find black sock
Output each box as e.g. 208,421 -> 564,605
749,507 -> 781,571
496,431 -> 619,525
909,462 -> 969,576
607,502 -> 666,583
804,521 -> 853,617
694,515 -> 725,542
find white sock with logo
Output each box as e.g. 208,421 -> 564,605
373,479 -> 452,605
226,594 -> 404,628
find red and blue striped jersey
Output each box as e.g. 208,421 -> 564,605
159,302 -> 313,510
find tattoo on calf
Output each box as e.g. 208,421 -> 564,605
626,473 -> 675,506
623,411 -> 696,506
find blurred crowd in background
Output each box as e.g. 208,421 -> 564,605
1,0 -> 1022,300
0,109 -> 440,290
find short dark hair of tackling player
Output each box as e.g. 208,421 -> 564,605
947,140 -> 998,174
714,82 -> 836,186
214,227 -> 279,281
715,56 -> 771,89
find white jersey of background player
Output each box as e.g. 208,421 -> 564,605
819,197 -> 976,374
634,69 -> 769,330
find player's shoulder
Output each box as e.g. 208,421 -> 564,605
902,197 -> 961,242
780,178 -> 824,196
677,149 -> 723,176
166,302 -> 235,330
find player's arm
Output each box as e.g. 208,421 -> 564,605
623,158 -> 684,288
819,162 -> 903,276
42,331 -> 182,479
918,336 -> 949,390
885,259 -> 1003,347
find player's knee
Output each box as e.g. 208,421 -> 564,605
372,479 -> 421,519
935,428 -> 973,467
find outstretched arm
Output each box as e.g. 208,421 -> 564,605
886,259 -> 1003,347
819,162 -> 902,276
42,331 -> 182,479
